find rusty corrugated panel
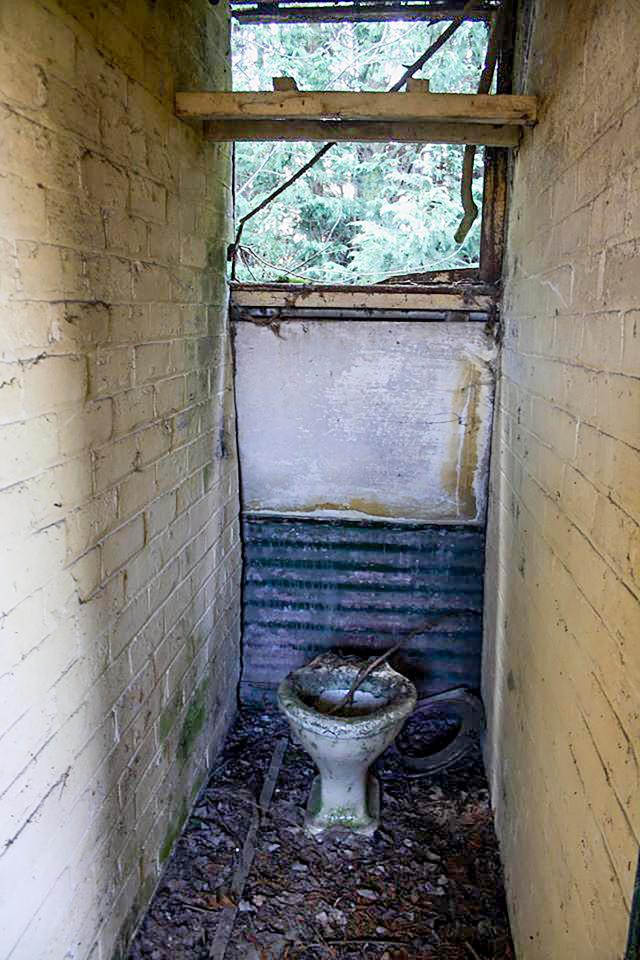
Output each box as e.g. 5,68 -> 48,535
240,515 -> 484,704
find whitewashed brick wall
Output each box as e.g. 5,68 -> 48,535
483,1 -> 640,957
0,2 -> 240,957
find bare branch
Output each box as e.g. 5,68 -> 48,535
454,6 -> 502,243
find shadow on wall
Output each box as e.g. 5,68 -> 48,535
0,1 -> 242,957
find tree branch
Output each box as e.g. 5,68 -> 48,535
454,6 -> 502,243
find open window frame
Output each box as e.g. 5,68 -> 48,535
217,0 -> 517,291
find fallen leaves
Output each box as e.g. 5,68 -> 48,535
129,708 -> 513,960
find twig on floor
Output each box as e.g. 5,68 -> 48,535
173,897 -> 220,916
310,924 -> 337,958
190,813 -> 244,846
205,784 -> 291,820
325,939 -> 411,946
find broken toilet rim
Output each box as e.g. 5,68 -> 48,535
277,652 -> 417,740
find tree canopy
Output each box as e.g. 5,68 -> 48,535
232,19 -> 489,284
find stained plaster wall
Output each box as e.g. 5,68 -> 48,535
0,2 -> 240,957
483,1 -> 640,956
234,319 -> 497,525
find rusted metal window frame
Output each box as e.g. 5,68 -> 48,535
229,0 -> 499,25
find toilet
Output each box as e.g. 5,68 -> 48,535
278,652 -> 417,836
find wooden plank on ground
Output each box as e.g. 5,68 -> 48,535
177,91 -> 537,126
203,118 -> 520,146
208,738 -> 287,960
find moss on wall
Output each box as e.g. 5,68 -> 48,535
160,799 -> 189,865
179,678 -> 209,764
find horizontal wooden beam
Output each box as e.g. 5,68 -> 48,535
232,3 -> 495,23
177,91 -> 538,127
230,282 -> 496,313
204,118 -> 520,145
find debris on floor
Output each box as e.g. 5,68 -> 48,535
129,708 -> 513,960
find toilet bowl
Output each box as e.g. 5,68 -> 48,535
277,652 -> 417,836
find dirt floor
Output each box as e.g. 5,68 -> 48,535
129,707 -> 513,960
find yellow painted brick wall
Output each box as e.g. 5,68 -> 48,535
0,2 -> 240,957
483,1 -> 640,957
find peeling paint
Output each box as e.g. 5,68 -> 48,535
235,320 -> 497,524
245,496 -> 437,521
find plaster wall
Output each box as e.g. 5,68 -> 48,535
234,319 -> 497,524
0,2 -> 240,957
483,1 -> 640,956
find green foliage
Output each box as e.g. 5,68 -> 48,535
232,20 -> 489,283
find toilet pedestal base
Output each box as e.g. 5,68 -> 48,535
304,773 -> 380,838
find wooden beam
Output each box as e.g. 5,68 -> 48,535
479,146 -> 508,282
406,78 -> 430,93
476,0 -> 513,283
496,0 -> 516,94
230,282 -> 496,313
379,266 -> 479,285
177,91 -> 538,127
204,118 -> 520,145
272,76 -> 299,91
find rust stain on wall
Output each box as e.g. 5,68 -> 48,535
441,356 -> 488,520
244,496 -> 438,520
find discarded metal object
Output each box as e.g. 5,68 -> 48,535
391,686 -> 485,775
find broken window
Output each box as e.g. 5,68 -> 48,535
231,20 -> 491,284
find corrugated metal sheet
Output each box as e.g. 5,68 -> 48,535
240,515 -> 485,704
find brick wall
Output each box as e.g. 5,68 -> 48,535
0,2 -> 240,957
483,0 -> 640,956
